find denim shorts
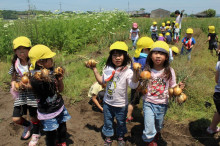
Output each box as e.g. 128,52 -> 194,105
41,107 -> 71,131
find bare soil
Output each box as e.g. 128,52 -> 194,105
0,88 -> 220,146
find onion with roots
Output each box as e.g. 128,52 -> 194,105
14,82 -> 20,91
21,75 -> 29,84
54,67 -> 64,76
176,93 -> 187,104
41,68 -> 49,79
34,72 -> 42,80
140,71 -> 151,80
85,59 -> 97,68
168,88 -> 174,96
173,86 -> 182,96
133,63 -> 142,70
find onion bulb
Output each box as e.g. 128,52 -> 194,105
34,72 -> 42,80
14,82 -> 20,90
21,75 -> 29,84
173,86 -> 182,96
41,68 -> 49,78
133,63 -> 141,70
176,93 -> 187,104
140,71 -> 151,80
168,88 -> 174,96
85,59 -> 97,68
54,67 -> 64,76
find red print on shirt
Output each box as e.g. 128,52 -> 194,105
149,77 -> 166,98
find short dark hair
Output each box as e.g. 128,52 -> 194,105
105,49 -> 132,69
175,10 -> 180,14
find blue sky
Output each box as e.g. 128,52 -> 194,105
1,0 -> 220,14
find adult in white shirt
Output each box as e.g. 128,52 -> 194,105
175,10 -> 184,35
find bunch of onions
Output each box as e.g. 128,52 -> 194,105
54,67 -> 64,76
85,59 -> 97,68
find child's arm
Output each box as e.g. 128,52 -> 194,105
92,67 -> 103,84
129,32 -> 132,39
56,76 -> 64,92
215,71 -> 219,84
132,69 -> 139,83
92,94 -> 103,112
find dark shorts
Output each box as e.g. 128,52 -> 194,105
130,89 -> 142,105
209,42 -> 218,50
213,92 -> 220,114
13,105 -> 37,117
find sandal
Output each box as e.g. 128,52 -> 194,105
126,116 -> 133,123
104,137 -> 112,146
206,126 -> 220,134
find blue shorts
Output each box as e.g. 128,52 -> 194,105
41,107 -> 71,131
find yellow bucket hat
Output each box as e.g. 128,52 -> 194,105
175,23 -> 179,28
110,41 -> 128,52
186,28 -> 193,34
208,26 -> 215,33
165,32 -> 170,36
150,41 -> 169,54
162,23 -> 165,27
134,37 -> 154,58
28,44 -> 56,70
13,36 -> 31,50
171,46 -> 179,54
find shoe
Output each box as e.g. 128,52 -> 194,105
154,132 -> 160,141
104,137 -> 112,146
126,116 -> 133,123
146,140 -> 157,146
21,122 -> 33,140
29,134 -> 40,146
56,142 -> 67,146
206,126 -> 220,134
117,137 -> 125,146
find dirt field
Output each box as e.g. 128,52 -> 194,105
0,88 -> 220,146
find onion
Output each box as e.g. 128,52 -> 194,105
55,67 -> 64,76
14,82 -> 20,90
176,93 -> 186,104
85,59 -> 97,68
34,72 -> 42,80
133,63 -> 141,70
21,75 -> 29,84
173,86 -> 182,96
168,88 -> 174,96
140,71 -> 151,80
41,68 -> 49,78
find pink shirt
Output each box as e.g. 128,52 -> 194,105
143,67 -> 177,105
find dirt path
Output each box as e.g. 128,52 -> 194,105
0,88 -> 219,146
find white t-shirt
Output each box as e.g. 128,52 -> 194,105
150,26 -> 157,34
175,15 -> 182,29
215,61 -> 220,92
103,67 -> 139,107
130,29 -> 140,41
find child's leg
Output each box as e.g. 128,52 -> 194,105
115,105 -> 128,138
45,130 -> 57,146
210,92 -> 220,130
142,101 -> 156,143
154,104 -> 168,133
29,106 -> 40,135
57,122 -> 67,143
102,102 -> 115,137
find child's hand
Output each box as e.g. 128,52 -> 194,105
133,69 -> 140,82
20,81 -> 32,89
179,82 -> 185,89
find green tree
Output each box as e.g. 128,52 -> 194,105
140,8 -> 145,11
205,9 -> 216,17
170,12 -> 175,17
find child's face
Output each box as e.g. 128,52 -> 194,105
186,33 -> 192,38
151,51 -> 167,67
112,51 -> 124,67
15,46 -> 29,61
40,58 -> 54,69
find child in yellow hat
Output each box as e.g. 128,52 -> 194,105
9,36 -> 41,145
181,28 -> 196,60
206,26 -> 218,56
28,45 -> 71,146
86,41 -> 139,145
150,21 -> 158,41
160,23 -> 166,36
173,23 -> 180,43
141,41 -> 183,145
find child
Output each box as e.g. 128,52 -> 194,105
150,21 -> 158,41
88,82 -> 105,112
141,41 -> 177,145
160,23 -> 166,36
127,37 -> 154,123
181,28 -> 196,60
86,41 -> 139,145
165,32 -> 172,44
206,60 -> 220,134
206,26 -> 218,56
129,22 -> 140,49
158,34 -> 165,41
9,36 -> 40,146
173,23 -> 180,43
28,45 -> 71,146
166,21 -> 171,29
175,10 -> 184,35
169,46 -> 180,62
171,21 -> 176,36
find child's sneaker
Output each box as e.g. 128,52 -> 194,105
146,140 -> 157,146
117,137 -> 125,146
21,123 -> 33,140
206,126 -> 220,134
56,142 -> 67,146
29,134 -> 40,146
126,116 -> 133,123
104,137 -> 112,146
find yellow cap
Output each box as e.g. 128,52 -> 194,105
208,26 -> 215,33
165,26 -> 170,30
28,44 -> 56,70
153,21 -> 157,25
186,28 -> 193,34
110,41 -> 128,52
134,37 -> 154,58
13,36 -> 31,50
162,23 -> 165,27
150,41 -> 169,54
166,21 -> 170,24
173,21 -> 176,23
175,23 -> 179,28
159,33 -> 163,37
171,46 -> 179,54
165,32 -> 170,36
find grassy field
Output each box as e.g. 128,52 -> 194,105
0,14 -> 220,123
